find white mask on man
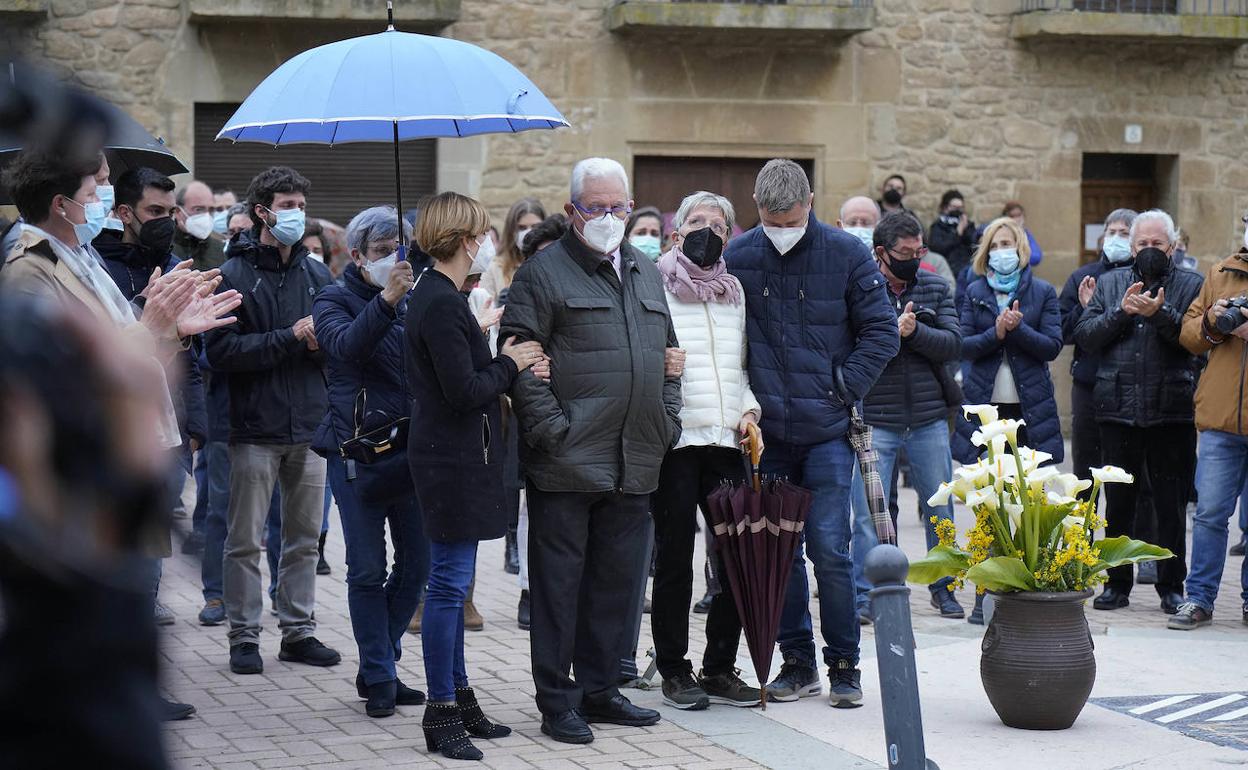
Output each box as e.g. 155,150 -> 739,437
764,225 -> 806,256
579,210 -> 626,254
184,212 -> 214,241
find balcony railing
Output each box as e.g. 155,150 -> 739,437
1013,0 -> 1248,41
607,0 -> 875,38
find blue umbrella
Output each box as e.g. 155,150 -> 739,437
216,2 -> 568,257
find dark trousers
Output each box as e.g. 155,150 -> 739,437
423,540 -> 476,702
1070,383 -> 1101,494
651,446 -> 745,680
527,488 -> 649,715
1099,422 -> 1196,596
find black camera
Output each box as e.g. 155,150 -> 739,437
1215,296 -> 1248,334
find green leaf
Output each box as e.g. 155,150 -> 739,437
907,545 -> 971,585
965,556 -> 1037,592
1090,536 -> 1175,573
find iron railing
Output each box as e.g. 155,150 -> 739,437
1020,0 -> 1248,13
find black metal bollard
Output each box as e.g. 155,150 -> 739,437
865,544 -> 940,770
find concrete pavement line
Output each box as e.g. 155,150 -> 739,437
1128,695 -> 1198,715
1155,694 -> 1245,724
1206,704 -> 1248,722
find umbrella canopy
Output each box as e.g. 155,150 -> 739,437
216,29 -> 568,145
847,406 -> 896,546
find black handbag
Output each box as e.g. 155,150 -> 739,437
340,389 -> 413,505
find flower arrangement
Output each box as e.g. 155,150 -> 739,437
908,405 -> 1173,593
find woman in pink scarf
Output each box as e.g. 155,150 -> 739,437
651,191 -> 762,711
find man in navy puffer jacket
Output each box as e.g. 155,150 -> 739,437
726,160 -> 898,708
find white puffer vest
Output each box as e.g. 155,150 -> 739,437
666,282 -> 761,450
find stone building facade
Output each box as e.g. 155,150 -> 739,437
6,0 -> 1248,418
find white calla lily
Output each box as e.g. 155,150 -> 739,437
1026,466 -> 1061,490
965,488 -> 998,511
1048,473 -> 1092,499
963,404 -> 999,426
1016,447 -> 1054,472
1004,502 -> 1024,530
928,482 -> 956,507
1061,512 -> 1087,528
1091,465 -> 1134,485
953,462 -> 992,487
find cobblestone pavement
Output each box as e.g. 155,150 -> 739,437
158,478 -> 1247,769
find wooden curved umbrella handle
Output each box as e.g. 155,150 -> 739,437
746,421 -> 763,468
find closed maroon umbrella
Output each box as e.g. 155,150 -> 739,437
705,427 -> 812,709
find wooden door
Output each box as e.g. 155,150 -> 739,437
633,156 -> 815,235
1080,180 -> 1154,264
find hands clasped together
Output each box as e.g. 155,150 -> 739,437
139,259 -> 242,343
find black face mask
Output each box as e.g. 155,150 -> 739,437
884,251 -> 921,283
1134,247 -> 1171,285
882,188 -> 903,206
132,215 -> 176,261
681,227 -> 724,269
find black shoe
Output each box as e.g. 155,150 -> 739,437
316,531 -> 331,576
422,702 -> 483,760
693,593 -> 714,614
1168,602 -> 1213,630
1232,538 -> 1246,557
1093,587 -> 1130,610
541,709 -> 594,744
161,697 -> 196,721
967,593 -> 985,625
365,680 -> 397,718
581,693 -> 661,726
930,590 -> 965,619
355,674 -> 426,706
278,636 -> 341,667
828,660 -> 863,709
504,530 -> 520,575
1160,591 -> 1185,615
456,686 -> 512,739
229,642 -> 263,675
517,590 -> 531,631
181,530 -> 205,556
661,671 -> 710,710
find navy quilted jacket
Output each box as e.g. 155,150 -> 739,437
954,269 -> 1064,464
726,214 -> 899,447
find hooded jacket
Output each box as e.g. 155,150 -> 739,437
1181,252 -> 1248,435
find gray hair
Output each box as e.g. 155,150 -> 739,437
346,205 -> 412,253
754,159 -> 811,214
673,191 -> 736,233
226,201 -> 249,219
570,157 -> 629,203
1104,208 -> 1138,231
1129,209 -> 1178,245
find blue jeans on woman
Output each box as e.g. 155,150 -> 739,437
326,454 -> 430,686
423,540 -> 478,702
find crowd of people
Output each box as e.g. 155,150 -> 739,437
2,144 -> 1247,765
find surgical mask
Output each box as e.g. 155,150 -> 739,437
578,210 -> 626,254
630,234 -> 662,262
1134,247 -> 1171,285
470,234 -> 496,276
184,212 -> 214,241
514,227 -> 531,251
988,248 -> 1020,276
96,184 -> 114,213
680,227 -> 723,269
1103,234 -> 1132,264
61,197 -> 107,245
264,206 -> 306,247
136,215 -> 176,257
763,224 -> 806,256
213,210 -> 231,236
103,216 -> 123,232
844,226 -> 874,249
364,252 -> 398,286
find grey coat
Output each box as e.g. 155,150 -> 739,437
499,230 -> 682,495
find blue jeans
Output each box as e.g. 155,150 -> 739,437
1186,430 -> 1248,611
192,449 -> 208,535
203,442 -> 281,603
327,455 -> 429,686
764,437 -> 859,669
423,540 -> 477,702
1239,475 -> 1248,539
851,419 -> 954,607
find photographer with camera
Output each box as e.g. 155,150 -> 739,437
1075,209 -> 1203,616
849,210 -> 964,621
1171,219 -> 1248,630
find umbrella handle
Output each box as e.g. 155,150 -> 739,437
745,422 -> 763,492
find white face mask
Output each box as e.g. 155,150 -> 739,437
470,234 -> 496,277
514,227 -> 531,251
844,226 -> 874,249
578,209 -> 626,254
364,252 -> 397,285
764,224 -> 807,256
184,212 -> 214,241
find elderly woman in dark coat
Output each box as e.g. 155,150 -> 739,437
406,192 -> 546,762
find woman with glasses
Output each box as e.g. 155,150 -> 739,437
649,191 -> 763,711
406,192 -> 546,761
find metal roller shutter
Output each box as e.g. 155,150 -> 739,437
193,102 -> 437,226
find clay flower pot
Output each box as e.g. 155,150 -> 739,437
980,589 -> 1096,730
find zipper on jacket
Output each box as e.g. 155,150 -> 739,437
481,413 -> 491,464
704,303 -> 727,440
780,257 -> 791,444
